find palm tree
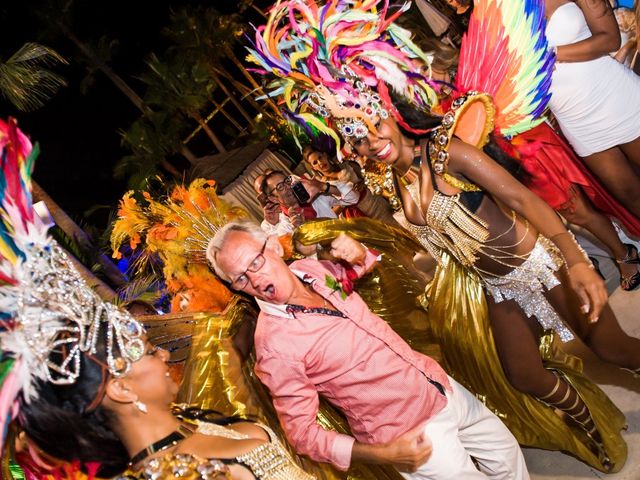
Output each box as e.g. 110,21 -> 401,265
45,8 -> 201,166
0,42 -> 68,111
141,53 -> 227,153
0,42 -> 127,294
163,6 -> 278,120
116,111 -> 187,188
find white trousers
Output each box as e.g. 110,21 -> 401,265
401,377 -> 529,480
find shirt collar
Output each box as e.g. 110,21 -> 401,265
255,268 -> 316,318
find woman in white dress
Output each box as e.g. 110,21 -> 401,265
545,0 -> 640,218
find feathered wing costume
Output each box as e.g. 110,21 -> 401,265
247,0 -> 626,472
455,0 -> 640,238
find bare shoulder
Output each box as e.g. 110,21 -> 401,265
176,423 -> 269,459
227,421 -> 271,442
447,137 -> 490,171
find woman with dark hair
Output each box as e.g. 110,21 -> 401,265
246,0 -> 638,472
302,145 -> 399,225
18,336 -> 316,480
0,119 -> 314,480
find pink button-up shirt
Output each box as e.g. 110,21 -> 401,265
254,252 -> 451,471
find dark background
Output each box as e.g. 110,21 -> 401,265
0,0 -> 266,234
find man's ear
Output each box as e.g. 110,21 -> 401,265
104,378 -> 137,405
266,235 -> 285,258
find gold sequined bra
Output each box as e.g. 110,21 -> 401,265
399,127 -> 528,277
402,178 -> 490,269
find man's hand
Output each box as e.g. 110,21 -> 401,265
329,233 -> 367,265
288,205 -> 305,227
382,424 -> 433,472
351,424 -> 432,472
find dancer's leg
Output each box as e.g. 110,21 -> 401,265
488,298 -> 606,456
544,272 -> 640,371
619,135 -> 640,167
559,187 -> 640,289
580,147 -> 640,218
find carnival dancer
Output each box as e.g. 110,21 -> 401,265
245,0 -> 638,472
209,220 -> 529,479
424,43 -> 640,291
0,118 -> 314,480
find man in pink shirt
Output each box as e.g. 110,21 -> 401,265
208,220 -> 528,479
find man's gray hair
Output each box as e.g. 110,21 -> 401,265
207,219 -> 268,282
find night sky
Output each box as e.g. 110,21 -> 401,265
0,0 -> 264,234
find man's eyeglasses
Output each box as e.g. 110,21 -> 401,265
266,176 -> 292,196
231,239 -> 268,290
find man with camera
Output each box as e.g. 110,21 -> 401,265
253,173 -> 295,236
262,170 -> 359,227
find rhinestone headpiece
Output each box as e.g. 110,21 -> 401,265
306,72 -> 390,141
5,239 -> 146,391
0,118 -> 145,455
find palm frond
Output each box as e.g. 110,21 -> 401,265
115,274 -> 164,307
0,43 -> 68,111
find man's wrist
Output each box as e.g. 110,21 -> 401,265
351,441 -> 387,465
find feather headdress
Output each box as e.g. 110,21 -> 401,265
0,118 -> 144,453
425,0 -> 554,175
454,0 -> 554,138
246,0 -> 440,146
111,179 -> 246,314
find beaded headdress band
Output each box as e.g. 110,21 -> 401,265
306,73 -> 389,141
0,118 -> 144,452
246,0 -> 439,149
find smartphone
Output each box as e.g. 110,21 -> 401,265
291,181 -> 311,204
257,192 -> 269,207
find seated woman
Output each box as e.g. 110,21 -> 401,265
302,145 -> 399,225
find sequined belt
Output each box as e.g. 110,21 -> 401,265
482,236 -> 574,342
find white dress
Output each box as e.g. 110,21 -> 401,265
546,2 -> 640,156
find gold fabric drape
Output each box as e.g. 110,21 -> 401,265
296,218 -> 626,473
425,252 -> 627,472
145,298 -> 404,480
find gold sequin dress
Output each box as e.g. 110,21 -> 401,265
116,421 -> 314,480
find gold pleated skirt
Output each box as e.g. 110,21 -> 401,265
424,251 -> 627,473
